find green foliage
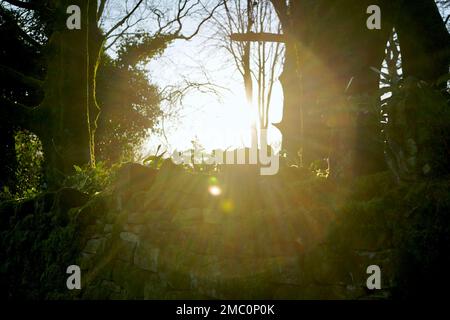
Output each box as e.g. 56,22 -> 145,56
94,33 -> 176,164
0,130 -> 46,201
322,171 -> 450,299
142,145 -> 166,169
0,186 -> 13,201
116,33 -> 175,67
0,198 -> 85,299
95,53 -> 162,164
9,130 -> 43,200
63,162 -> 117,195
14,130 -> 44,198
309,159 -> 330,178
382,75 -> 450,181
0,6 -> 45,198
393,179 -> 450,299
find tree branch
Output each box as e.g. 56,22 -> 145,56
175,0 -> 224,40
269,0 -> 288,26
230,31 -> 286,43
0,64 -> 43,91
0,5 -> 42,47
2,0 -> 36,10
105,0 -> 144,38
98,0 -> 107,21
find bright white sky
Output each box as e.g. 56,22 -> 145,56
141,20 -> 284,157
101,1 -> 282,157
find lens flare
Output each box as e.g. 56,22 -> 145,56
208,185 -> 222,196
208,176 -> 218,185
220,199 -> 234,213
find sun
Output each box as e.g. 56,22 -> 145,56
189,89 -> 258,151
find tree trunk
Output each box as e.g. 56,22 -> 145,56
36,0 -> 103,185
273,0 -> 448,177
273,0 -> 394,175
395,0 -> 450,82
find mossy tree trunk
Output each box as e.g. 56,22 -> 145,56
4,0 -> 106,187
271,0 -> 447,177
395,0 -> 449,82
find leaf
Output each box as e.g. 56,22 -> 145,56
73,165 -> 82,173
345,77 -> 354,93
143,155 -> 159,163
155,144 -> 162,156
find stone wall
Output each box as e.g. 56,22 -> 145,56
2,163 -> 448,300
75,165 -> 399,300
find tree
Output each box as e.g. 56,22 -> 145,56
214,0 -> 284,154
0,4 -> 45,193
95,47 -> 163,164
267,0 -> 449,176
395,0 -> 449,83
0,0 -> 224,189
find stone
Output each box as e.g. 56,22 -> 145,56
165,291 -> 209,299
144,274 -> 169,299
123,224 -> 144,235
198,274 -> 273,300
56,188 -> 89,211
272,284 -> 304,299
83,238 -> 106,255
304,246 -> 352,286
115,163 -> 157,195
172,208 -> 204,226
111,235 -> 137,263
127,211 -> 145,224
203,208 -> 223,224
163,271 -> 192,290
111,261 -> 147,298
36,192 -> 56,212
134,243 -> 160,272
103,224 -> 113,233
120,231 -> 139,243
79,252 -> 95,270
83,224 -> 103,239
101,280 -> 122,293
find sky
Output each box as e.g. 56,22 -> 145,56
139,8 -> 284,157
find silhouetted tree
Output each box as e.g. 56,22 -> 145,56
268,0 -> 449,176
0,0 -> 224,190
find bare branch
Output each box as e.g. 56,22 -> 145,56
0,5 -> 42,47
230,31 -> 286,43
98,0 -> 108,21
172,1 -> 225,40
2,0 -> 36,10
105,0 -> 144,38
